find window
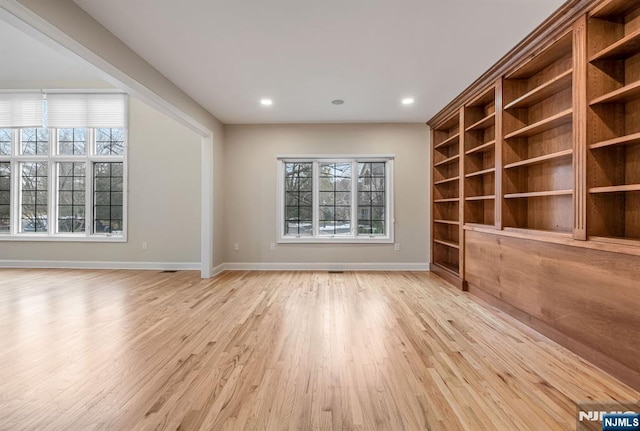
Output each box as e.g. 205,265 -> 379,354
0,92 -> 127,241
284,162 -> 313,236
21,161 -> 48,232
0,162 -> 9,232
0,127 -> 127,240
93,162 -> 123,233
278,156 -> 393,242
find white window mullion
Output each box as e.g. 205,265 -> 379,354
121,128 -> 128,240
351,161 -> 357,238
86,128 -> 94,235
48,130 -> 55,235
312,161 -> 319,238
13,160 -> 20,234
10,130 -> 18,234
386,160 -> 393,240
13,130 -> 18,233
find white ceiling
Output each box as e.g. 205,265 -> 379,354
5,0 -> 567,124
0,19 -> 108,86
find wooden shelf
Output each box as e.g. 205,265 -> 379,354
434,176 -> 460,186
504,149 -> 573,169
434,154 -> 460,167
433,219 -> 460,225
465,195 -> 495,201
590,28 -> 640,62
503,227 -> 573,238
590,0 -> 639,19
590,133 -> 640,150
465,113 -> 495,132
432,261 -> 459,275
589,184 -> 640,194
433,239 -> 460,249
504,109 -> 573,139
434,198 -> 460,203
465,140 -> 495,155
465,167 -> 496,178
590,81 -> 640,105
504,189 -> 573,199
504,69 -> 573,110
464,222 -> 497,229
434,133 -> 460,150
507,31 -> 572,79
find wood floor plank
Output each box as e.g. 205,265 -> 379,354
0,269 -> 638,430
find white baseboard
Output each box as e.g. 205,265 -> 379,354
211,263 -> 227,277
221,262 -> 429,271
0,260 -> 200,271
1,260 -> 428,273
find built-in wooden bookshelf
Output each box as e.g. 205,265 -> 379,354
431,111 -> 463,279
502,31 -> 574,234
587,0 -> 640,241
427,0 -> 640,392
429,0 -> 640,259
464,86 -> 497,227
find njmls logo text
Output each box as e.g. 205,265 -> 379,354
578,411 -> 637,422
576,402 -> 640,431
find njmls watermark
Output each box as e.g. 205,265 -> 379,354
577,401 -> 640,431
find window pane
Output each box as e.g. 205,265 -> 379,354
0,129 -> 11,156
58,128 -> 87,155
21,128 -> 49,155
58,162 -> 86,233
21,162 -> 48,232
318,163 -> 351,236
284,162 -> 313,236
93,162 -> 123,233
110,191 -> 122,205
96,128 -> 125,155
0,162 -> 10,232
357,162 -> 385,235
371,162 -> 385,177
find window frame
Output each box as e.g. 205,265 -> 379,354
277,155 -> 394,244
0,127 -> 128,242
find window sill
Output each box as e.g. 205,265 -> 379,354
0,234 -> 126,243
278,236 -> 393,244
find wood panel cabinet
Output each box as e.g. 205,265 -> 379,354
428,0 -> 640,388
429,0 -> 640,285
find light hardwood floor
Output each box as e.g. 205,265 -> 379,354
0,269 -> 638,430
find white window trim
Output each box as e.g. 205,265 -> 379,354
0,128 -> 128,242
277,155 -> 394,244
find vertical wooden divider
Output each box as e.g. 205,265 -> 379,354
458,107 -> 466,288
573,15 -> 588,240
495,78 -> 504,230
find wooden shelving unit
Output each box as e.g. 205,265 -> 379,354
464,86 -> 497,227
427,0 -> 640,392
587,0 -> 640,241
431,111 -> 463,278
502,31 -> 574,233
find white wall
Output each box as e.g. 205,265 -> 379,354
223,123 -> 430,268
0,97 -> 203,266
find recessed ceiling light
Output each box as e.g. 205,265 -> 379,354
402,98 -> 415,105
331,99 -> 344,105
260,99 -> 273,106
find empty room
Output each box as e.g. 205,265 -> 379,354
0,0 -> 639,430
